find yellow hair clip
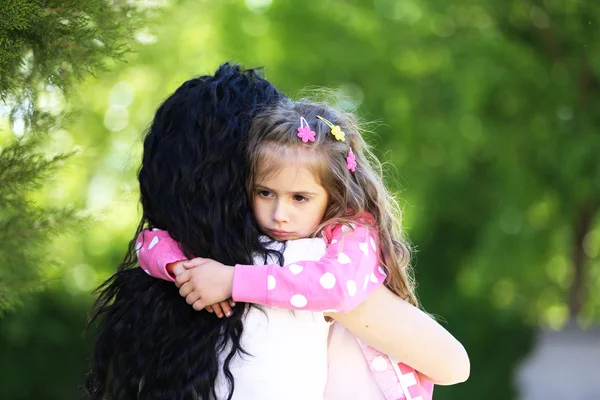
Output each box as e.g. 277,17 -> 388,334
317,115 -> 345,142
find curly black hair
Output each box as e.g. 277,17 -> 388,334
86,63 -> 285,400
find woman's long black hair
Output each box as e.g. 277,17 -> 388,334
86,63 -> 284,400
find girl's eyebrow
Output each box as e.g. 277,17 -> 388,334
290,191 -> 319,196
255,185 -> 319,196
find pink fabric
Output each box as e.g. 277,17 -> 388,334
233,222 -> 386,312
358,340 -> 434,400
136,229 -> 185,282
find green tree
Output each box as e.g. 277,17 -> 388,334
0,0 -> 148,313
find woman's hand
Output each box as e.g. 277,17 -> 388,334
173,257 -> 235,312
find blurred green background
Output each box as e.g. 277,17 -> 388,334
1,0 -> 599,399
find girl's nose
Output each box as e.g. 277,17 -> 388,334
273,201 -> 290,223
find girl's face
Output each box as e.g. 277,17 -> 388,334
252,158 -> 329,241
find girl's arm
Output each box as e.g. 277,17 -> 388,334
327,285 -> 470,385
137,224 -> 387,313
136,229 -> 186,282
233,223 -> 386,312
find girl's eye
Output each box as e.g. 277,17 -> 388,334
257,190 -> 273,198
293,194 -> 308,202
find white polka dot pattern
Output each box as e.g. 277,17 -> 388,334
320,272 -> 336,289
363,274 -> 370,290
148,236 -> 159,250
337,252 -> 351,264
378,266 -> 386,276
135,242 -> 142,257
370,272 -> 378,283
359,241 -> 369,256
370,236 -> 376,251
371,356 -> 388,371
358,338 -> 434,400
346,280 -> 357,296
290,294 -> 307,308
288,264 -> 303,275
267,275 -> 276,290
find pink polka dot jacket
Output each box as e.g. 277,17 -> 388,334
135,219 -> 433,400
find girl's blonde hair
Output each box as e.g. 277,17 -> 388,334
247,98 -> 418,307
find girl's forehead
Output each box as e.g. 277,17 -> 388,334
255,147 -> 326,187
257,162 -> 320,189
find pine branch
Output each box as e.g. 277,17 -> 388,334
0,0 -> 157,314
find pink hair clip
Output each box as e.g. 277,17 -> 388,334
297,117 -> 316,143
346,148 -> 357,172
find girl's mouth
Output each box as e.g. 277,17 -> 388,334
267,229 -> 296,240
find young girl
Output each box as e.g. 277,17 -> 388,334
136,99 -> 464,398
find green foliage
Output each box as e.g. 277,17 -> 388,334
0,290 -> 93,400
0,0 -> 143,107
0,136 -> 79,313
0,0 -> 152,313
0,0 -> 599,398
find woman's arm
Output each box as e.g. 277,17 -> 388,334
326,285 -> 470,385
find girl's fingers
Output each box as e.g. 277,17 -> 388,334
185,291 -> 202,306
178,282 -> 194,298
192,299 -> 205,311
182,257 -> 208,269
175,270 -> 191,288
169,261 -> 187,276
219,301 -> 232,317
206,301 -> 234,318
211,303 -> 224,318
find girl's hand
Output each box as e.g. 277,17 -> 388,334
174,257 -> 235,311
167,260 -> 187,276
205,299 -> 236,318
172,260 -> 236,317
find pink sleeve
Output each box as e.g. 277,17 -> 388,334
232,223 -> 387,313
135,229 -> 187,282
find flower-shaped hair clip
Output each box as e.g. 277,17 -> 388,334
317,115 -> 345,141
346,148 -> 357,172
297,117 -> 316,143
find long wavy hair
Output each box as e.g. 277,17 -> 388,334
247,99 -> 417,307
86,63 -> 284,400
